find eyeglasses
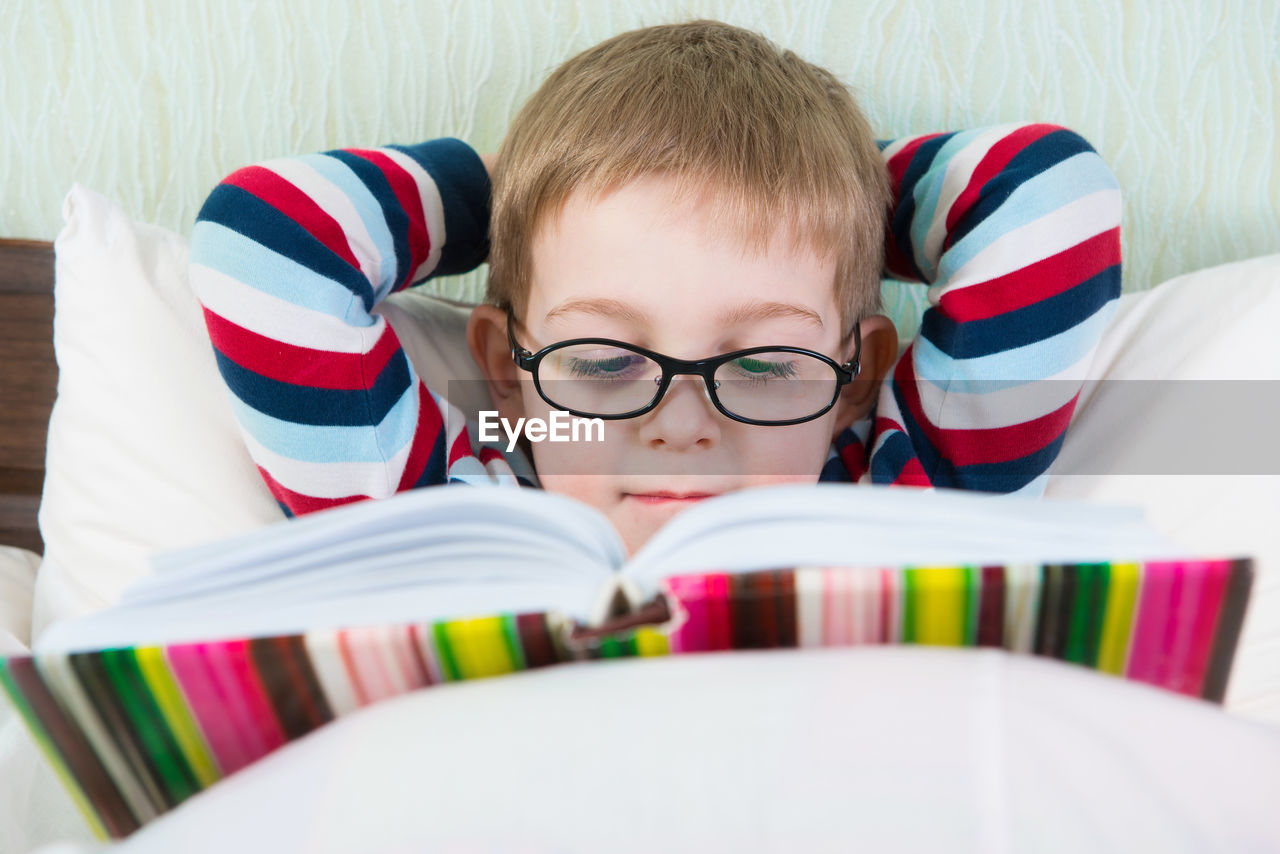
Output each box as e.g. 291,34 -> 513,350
506,310 -> 861,426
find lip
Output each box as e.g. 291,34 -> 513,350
624,492 -> 718,505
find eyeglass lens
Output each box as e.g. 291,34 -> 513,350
536,343 -> 839,421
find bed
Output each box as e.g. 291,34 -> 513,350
0,239 -> 55,556
3,2 -> 1279,848
1,188 -> 1279,853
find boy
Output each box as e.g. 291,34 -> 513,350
191,21 -> 1120,554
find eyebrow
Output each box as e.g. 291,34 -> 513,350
719,300 -> 824,329
544,298 -> 823,329
544,298 -> 649,326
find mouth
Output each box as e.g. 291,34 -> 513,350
623,491 -> 719,506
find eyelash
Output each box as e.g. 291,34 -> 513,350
727,358 -> 798,381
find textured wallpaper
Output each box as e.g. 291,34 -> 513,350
3,0 -> 1278,312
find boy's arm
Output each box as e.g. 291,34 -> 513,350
189,139 -> 501,515
870,124 -> 1122,493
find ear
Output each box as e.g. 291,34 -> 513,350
830,314 -> 899,440
466,303 -> 526,422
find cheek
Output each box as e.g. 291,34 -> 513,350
536,472 -> 617,508
734,419 -> 835,478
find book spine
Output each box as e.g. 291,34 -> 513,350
649,560 -> 1251,700
2,560 -> 1251,838
0,656 -> 135,838
1200,559 -> 1255,702
5,611 -> 569,838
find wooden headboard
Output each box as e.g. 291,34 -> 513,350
0,239 -> 56,554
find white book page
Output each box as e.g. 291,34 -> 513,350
38,578 -> 600,654
37,487 -> 625,653
621,484 -> 1188,597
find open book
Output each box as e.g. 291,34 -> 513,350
0,484 -> 1255,838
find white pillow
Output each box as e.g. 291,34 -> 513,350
33,187 -> 487,641
0,546 -> 39,653
1045,255 -> 1280,722
33,187 -> 285,638
91,650 -> 1280,852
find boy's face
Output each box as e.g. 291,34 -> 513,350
476,176 -> 886,554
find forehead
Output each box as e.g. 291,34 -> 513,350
526,176 -> 841,337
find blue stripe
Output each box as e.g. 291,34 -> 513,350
819,454 -> 854,482
1006,472 -> 1050,497
225,382 -> 419,464
214,346 -> 413,427
412,428 -> 449,488
885,380 -> 1065,492
946,129 -> 1100,250
930,434 -> 1066,493
299,153 -> 400,300
191,221 -> 377,324
390,138 -> 492,278
868,429 -> 919,485
889,133 -> 957,282
908,130 -> 987,281
327,150 -> 413,291
195,186 -> 376,311
937,152 -> 1119,284
912,298 -> 1117,384
919,264 -> 1120,360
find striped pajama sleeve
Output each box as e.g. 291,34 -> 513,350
189,139 -> 502,516
861,124 -> 1123,493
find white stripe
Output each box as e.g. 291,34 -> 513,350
192,264 -> 381,355
929,188 -> 1121,303
437,393 -> 470,459
912,300 -> 1115,386
879,135 -> 919,162
413,621 -> 446,684
922,125 -> 1027,273
258,157 -> 385,289
38,655 -> 162,822
378,147 -> 446,284
795,569 -> 825,648
372,626 -> 413,698
854,568 -> 879,645
910,349 -> 1096,431
1002,564 -> 1041,653
237,422 -> 414,499
446,457 -> 518,485
303,630 -> 360,717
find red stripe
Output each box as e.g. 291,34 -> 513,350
883,133 -> 947,282
943,124 -> 1061,240
891,458 -> 930,487
885,133 -> 947,184
396,384 -> 446,490
256,466 -> 368,516
873,415 -> 907,438
839,437 -> 867,481
894,358 -> 1080,467
883,232 -> 918,282
477,445 -> 505,466
937,228 -> 1120,322
349,150 -> 431,289
335,631 -> 371,707
203,308 -> 402,390
224,165 -> 361,270
447,425 -> 474,468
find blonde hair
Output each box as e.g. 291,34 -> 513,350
488,20 -> 890,330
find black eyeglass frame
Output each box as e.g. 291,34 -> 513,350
505,310 -> 862,427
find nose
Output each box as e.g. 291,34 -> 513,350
635,375 -> 722,451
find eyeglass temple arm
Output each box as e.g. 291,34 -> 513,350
844,321 -> 862,377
